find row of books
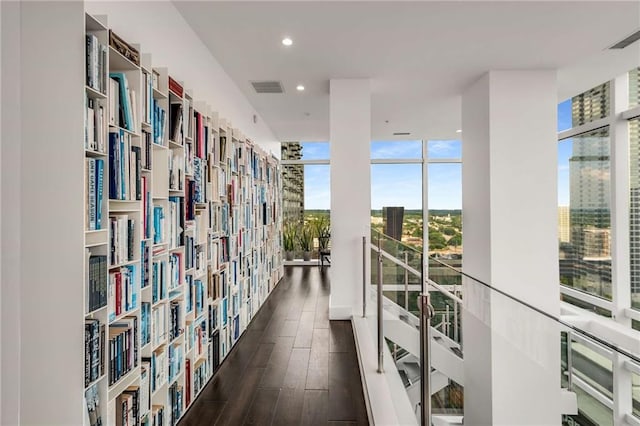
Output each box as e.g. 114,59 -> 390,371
168,252 -> 183,292
147,349 -> 166,393
151,304 -> 168,348
168,382 -> 183,426
85,319 -> 105,387
86,158 -> 105,230
192,360 -> 209,397
168,343 -> 183,383
184,235 -> 195,271
142,177 -> 151,239
153,205 -> 165,245
153,99 -> 167,146
86,252 -> 108,313
169,150 -> 184,191
85,384 -> 103,426
168,197 -> 184,248
86,34 -> 108,94
141,131 -> 153,170
169,301 -> 181,342
141,302 -> 151,347
108,265 -> 138,322
193,111 -> 207,159
115,386 -> 140,426
86,97 -> 107,153
109,316 -> 138,386
192,157 -> 205,203
141,241 -> 150,289
151,406 -> 165,426
110,215 -> 136,266
152,259 -> 167,304
109,130 -> 141,201
169,103 -> 183,144
187,319 -> 206,357
109,73 -> 136,132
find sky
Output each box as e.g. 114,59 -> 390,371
299,99 -> 574,210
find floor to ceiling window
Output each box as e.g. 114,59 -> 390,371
558,70 -> 640,426
281,141 -> 330,261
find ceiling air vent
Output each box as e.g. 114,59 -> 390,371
610,29 -> 640,49
393,132 -> 411,136
251,81 -> 284,94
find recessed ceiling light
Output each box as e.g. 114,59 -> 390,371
282,37 -> 293,46
456,129 -> 462,133
296,85 -> 305,91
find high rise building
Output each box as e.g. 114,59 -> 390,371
564,84 -> 612,299
383,206 -> 404,241
558,206 -> 570,243
281,142 -> 305,224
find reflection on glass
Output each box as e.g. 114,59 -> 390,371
559,128 -> 611,301
630,68 -> 640,109
564,385 -> 613,426
560,294 -> 612,318
630,118 -> 640,310
633,319 -> 640,331
427,140 -> 461,159
571,340 -> 613,400
571,82 -> 610,127
633,372 -> 640,418
561,332 -> 569,388
432,379 -> 464,415
371,140 -> 422,159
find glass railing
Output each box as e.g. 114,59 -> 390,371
367,229 -> 640,426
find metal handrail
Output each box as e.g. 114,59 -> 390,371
428,254 -> 640,366
371,243 -> 463,305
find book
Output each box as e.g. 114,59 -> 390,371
85,383 -> 102,426
109,73 -> 134,131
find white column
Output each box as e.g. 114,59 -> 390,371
329,79 -> 371,319
20,3 -> 86,424
1,2 -> 21,425
462,71 -> 561,425
611,73 -> 631,327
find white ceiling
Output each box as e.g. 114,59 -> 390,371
173,1 -> 640,142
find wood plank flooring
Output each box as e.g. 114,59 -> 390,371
179,266 -> 369,426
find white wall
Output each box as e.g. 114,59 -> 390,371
1,2 -> 21,424
329,79 -> 371,319
462,71 -> 561,425
19,2 -> 86,423
85,1 -> 280,157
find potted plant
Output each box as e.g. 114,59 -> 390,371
297,222 -> 314,261
283,222 -> 297,261
313,217 -> 331,252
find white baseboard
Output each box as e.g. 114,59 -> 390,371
329,297 -> 353,320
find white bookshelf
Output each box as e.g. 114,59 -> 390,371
82,11 -> 284,426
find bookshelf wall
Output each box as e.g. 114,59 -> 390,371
83,13 -> 283,426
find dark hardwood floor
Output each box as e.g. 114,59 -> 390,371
179,266 -> 369,426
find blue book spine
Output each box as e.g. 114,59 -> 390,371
109,73 -> 132,130
88,159 -> 96,230
95,159 -> 104,229
109,132 -> 119,199
120,130 -> 125,200
153,100 -> 157,144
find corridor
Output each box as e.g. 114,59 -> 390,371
179,266 -> 369,425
